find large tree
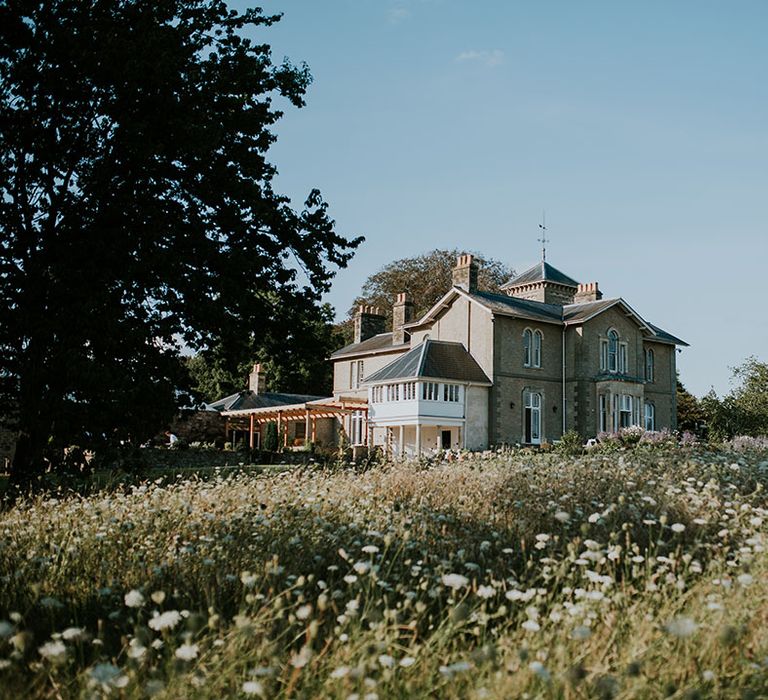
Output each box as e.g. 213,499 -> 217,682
187,301 -> 345,402
0,1 -> 362,481
347,248 -> 514,327
700,357 -> 768,439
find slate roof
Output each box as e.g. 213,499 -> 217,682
648,323 -> 689,347
562,298 -> 622,323
501,262 -> 580,289
330,332 -> 409,359
364,340 -> 492,385
468,290 -> 564,324
206,391 -> 327,413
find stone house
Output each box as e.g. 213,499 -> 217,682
330,254 -> 687,456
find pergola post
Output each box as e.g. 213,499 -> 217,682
311,414 -> 317,443
249,414 -> 255,449
305,409 -> 311,446
415,423 -> 422,458
399,425 -> 405,459
277,411 -> 283,450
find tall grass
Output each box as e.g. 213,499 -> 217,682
1,447 -> 767,698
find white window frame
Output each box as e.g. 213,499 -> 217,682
645,348 -> 655,383
350,410 -> 365,446
523,329 -> 532,367
599,394 -> 608,433
523,390 -> 542,444
618,343 -> 628,374
619,394 -> 633,428
350,360 -> 364,389
607,330 -> 619,373
644,402 -> 655,431
533,330 -> 543,368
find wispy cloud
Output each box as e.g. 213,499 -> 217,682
455,49 -> 505,68
388,7 -> 411,23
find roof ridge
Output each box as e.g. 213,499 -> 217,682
417,338 -> 431,376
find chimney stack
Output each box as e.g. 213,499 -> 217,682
353,305 -> 387,344
573,282 -> 603,304
248,363 -> 267,394
392,292 -> 414,346
452,254 -> 479,293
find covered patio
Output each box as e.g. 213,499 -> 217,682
222,396 -> 369,450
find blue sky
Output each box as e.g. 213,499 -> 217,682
234,1 -> 767,398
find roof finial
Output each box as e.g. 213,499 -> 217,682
537,211 -> 548,263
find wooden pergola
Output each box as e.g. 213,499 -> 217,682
222,396 -> 369,449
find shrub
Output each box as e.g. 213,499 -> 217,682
555,429 -> 583,456
263,421 -> 279,452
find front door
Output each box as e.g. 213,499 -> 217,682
441,430 -> 452,450
524,391 -> 542,445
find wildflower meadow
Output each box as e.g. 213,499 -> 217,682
1,446 -> 768,698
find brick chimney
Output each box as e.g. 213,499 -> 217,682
573,282 -> 603,304
248,363 -> 267,394
392,292 -> 414,346
353,305 -> 387,344
452,254 -> 479,293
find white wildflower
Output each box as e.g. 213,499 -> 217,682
124,589 -> 145,608
665,616 -> 698,638
476,585 -> 496,599
174,643 -> 199,661
295,604 -> 312,620
671,523 -> 686,534
242,680 -> 264,696
61,627 -> 86,642
38,640 -> 67,662
378,654 -> 395,668
353,561 -> 370,575
399,656 -> 416,667
128,638 -> 147,660
148,610 -> 182,631
441,573 -> 469,590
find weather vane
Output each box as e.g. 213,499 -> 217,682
537,212 -> 549,263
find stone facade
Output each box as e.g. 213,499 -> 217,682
331,254 -> 687,453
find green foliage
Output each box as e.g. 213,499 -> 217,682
700,357 -> 768,439
555,429 -> 583,456
0,1 -> 362,480
349,248 -> 514,322
676,376 -> 706,434
263,422 -> 279,452
187,303 -> 343,403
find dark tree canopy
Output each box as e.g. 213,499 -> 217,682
187,302 -> 344,403
349,249 -> 514,323
676,376 -> 705,434
0,1 -> 362,480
